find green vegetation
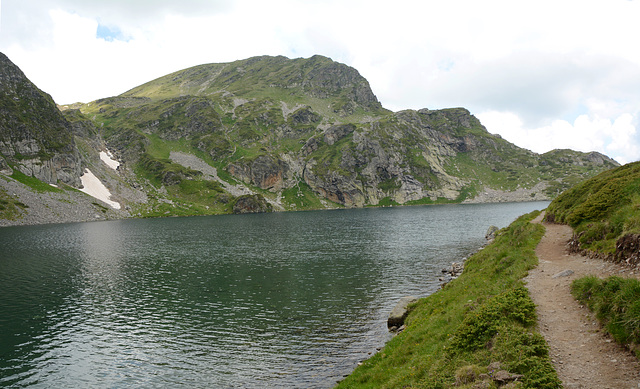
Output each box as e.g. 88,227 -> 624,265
571,276 -> 640,358
544,162 -> 640,358
0,187 -> 28,220
0,54 -> 75,156
281,181 -> 329,210
377,178 -> 402,192
338,211 -> 560,388
545,161 -> 640,255
119,55 -> 389,122
10,170 -> 62,193
376,197 -> 401,207
133,153 -> 234,216
70,55 -> 617,212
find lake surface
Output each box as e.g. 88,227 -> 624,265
0,202 -> 548,388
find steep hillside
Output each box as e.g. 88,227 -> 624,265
0,54 -> 136,224
120,55 -> 387,119
0,53 -> 621,224
545,161 -> 640,263
77,55 -> 617,213
0,53 -> 83,186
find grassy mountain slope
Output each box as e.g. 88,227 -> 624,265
0,52 -> 621,222
75,55 -> 618,215
120,55 -> 387,120
545,160 -> 640,364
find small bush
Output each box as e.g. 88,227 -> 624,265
454,364 -> 483,385
450,287 -> 536,352
572,276 -> 640,356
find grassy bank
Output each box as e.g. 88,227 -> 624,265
337,211 -> 560,388
544,161 -> 640,357
571,276 -> 640,358
544,161 -> 640,257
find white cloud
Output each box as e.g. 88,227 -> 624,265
477,111 -> 639,164
2,0 -> 640,163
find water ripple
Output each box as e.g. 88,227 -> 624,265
0,202 -> 548,387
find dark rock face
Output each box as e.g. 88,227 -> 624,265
302,56 -> 382,110
486,225 -> 499,241
228,155 -> 287,190
232,194 -> 272,214
323,124 -> 355,146
289,106 -> 321,125
0,52 -> 83,186
144,96 -> 223,141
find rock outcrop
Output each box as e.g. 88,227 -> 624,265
0,52 -> 623,225
232,194 -> 273,214
0,53 -> 83,187
88,55 -> 619,210
485,225 -> 499,241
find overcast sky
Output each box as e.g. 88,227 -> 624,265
1,0 -> 639,164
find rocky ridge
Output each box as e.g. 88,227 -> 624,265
0,53 -> 621,226
0,53 -> 83,187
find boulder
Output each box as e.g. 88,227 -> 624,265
485,225 -> 499,241
232,194 -> 273,214
387,296 -> 418,329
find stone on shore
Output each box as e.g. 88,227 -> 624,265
485,225 -> 499,241
388,296 -> 418,329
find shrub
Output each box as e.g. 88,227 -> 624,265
572,276 -> 640,357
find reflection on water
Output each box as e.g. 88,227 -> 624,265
0,202 -> 548,387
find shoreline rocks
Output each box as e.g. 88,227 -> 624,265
387,296 -> 418,331
485,225 -> 499,241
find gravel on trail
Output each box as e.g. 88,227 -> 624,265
526,213 -> 640,389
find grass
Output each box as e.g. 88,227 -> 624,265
10,170 -> 62,193
545,161 -> 640,256
337,210 -> 560,388
77,55 -> 617,211
542,161 -> 640,359
281,180 -> 328,210
0,187 -> 29,220
571,276 -> 640,358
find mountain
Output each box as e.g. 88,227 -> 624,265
0,53 -> 130,225
0,53 -> 620,224
0,52 -> 83,186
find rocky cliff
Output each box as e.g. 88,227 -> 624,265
83,54 -> 616,211
0,53 -> 621,225
0,53 -> 84,186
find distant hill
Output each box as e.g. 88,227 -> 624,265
0,53 -> 620,224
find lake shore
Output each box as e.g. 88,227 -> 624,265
337,210 -> 561,388
0,176 -> 128,227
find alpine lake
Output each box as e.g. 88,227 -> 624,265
0,201 -> 549,388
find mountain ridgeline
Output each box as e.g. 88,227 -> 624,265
0,53 -> 619,223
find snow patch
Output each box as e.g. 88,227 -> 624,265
100,150 -> 120,170
79,169 -> 121,209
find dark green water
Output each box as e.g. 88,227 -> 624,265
0,202 -> 548,388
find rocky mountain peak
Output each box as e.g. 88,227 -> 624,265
121,55 -> 385,117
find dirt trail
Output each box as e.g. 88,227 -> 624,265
525,214 -> 640,388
